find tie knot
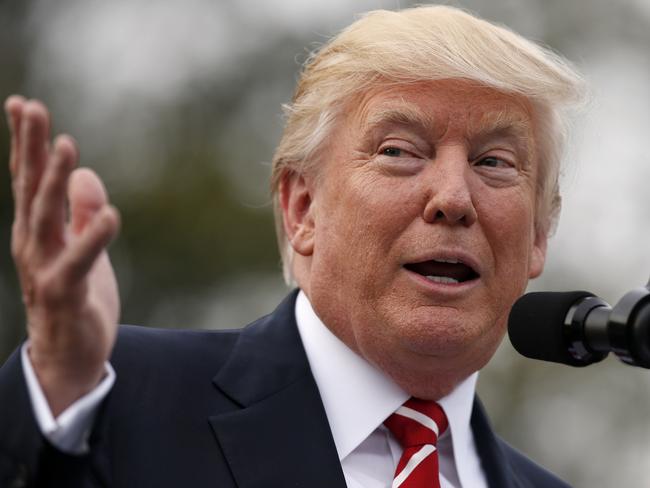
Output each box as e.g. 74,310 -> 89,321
384,398 -> 448,448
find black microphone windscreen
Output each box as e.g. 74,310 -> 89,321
508,291 -> 595,367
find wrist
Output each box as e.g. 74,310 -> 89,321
28,344 -> 106,417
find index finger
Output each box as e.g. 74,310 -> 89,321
14,100 -> 51,229
4,95 -> 26,179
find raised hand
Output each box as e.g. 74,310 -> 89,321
5,96 -> 121,416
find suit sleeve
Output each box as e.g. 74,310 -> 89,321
20,343 -> 115,454
0,347 -> 110,488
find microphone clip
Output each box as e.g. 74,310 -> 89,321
566,285 -> 650,368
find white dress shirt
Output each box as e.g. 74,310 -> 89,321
23,291 -> 488,487
21,343 -> 115,454
295,291 -> 488,488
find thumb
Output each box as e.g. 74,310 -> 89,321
68,168 -> 110,235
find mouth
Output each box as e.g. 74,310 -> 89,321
403,258 -> 480,285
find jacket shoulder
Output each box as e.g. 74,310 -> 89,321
107,324 -> 245,401
112,324 -> 241,366
471,398 -> 572,488
497,438 -> 572,488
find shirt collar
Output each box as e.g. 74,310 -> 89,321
294,290 -> 478,469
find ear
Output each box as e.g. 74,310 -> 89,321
279,171 -> 315,257
528,229 -> 548,279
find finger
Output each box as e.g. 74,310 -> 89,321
30,135 -> 78,255
5,95 -> 26,179
68,167 -> 110,235
15,100 -> 51,229
56,205 -> 120,286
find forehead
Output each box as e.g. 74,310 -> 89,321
348,80 -> 534,142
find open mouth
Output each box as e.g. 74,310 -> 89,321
404,258 -> 480,284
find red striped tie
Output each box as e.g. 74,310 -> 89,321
384,398 -> 448,488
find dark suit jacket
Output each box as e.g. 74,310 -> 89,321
0,291 -> 571,488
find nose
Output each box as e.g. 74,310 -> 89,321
422,147 -> 477,226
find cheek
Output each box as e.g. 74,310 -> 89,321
311,182 -> 378,280
327,172 -> 417,243
313,173 -> 418,291
478,190 -> 536,289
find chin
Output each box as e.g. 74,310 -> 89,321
393,306 -> 489,354
401,376 -> 465,401
381,355 -> 479,401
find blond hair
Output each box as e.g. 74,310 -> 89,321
271,5 -> 585,283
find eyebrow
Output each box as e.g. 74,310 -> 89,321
364,104 -> 436,133
364,103 -> 531,138
469,110 -> 534,164
360,101 -> 534,162
469,109 -> 532,140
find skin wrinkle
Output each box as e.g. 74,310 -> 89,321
287,80 -> 546,400
272,6 -> 585,284
469,111 -> 534,172
355,92 -> 534,173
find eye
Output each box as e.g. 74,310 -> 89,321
471,152 -> 520,186
378,143 -> 422,159
475,156 -> 511,168
375,142 -> 426,176
381,146 -> 406,157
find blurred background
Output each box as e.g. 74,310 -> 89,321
1,0 -> 649,485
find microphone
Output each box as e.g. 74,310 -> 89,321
508,285 -> 650,369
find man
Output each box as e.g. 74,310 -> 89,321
0,5 -> 584,488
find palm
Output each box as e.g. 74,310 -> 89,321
77,249 -> 120,369
6,96 -> 121,415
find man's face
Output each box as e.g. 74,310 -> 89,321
289,80 -> 546,398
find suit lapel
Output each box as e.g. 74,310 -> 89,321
209,293 -> 536,488
208,291 -> 346,488
472,397 -> 526,488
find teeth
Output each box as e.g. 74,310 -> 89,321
425,276 -> 460,284
435,258 -> 460,264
